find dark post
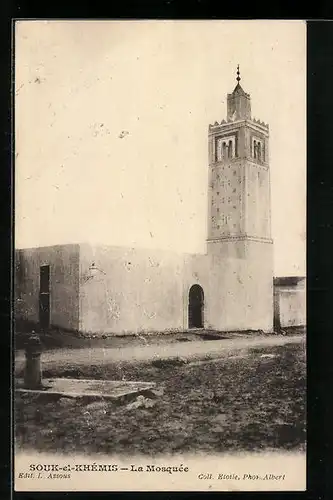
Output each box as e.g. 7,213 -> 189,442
24,332 -> 43,389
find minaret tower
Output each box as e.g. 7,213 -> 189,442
207,66 -> 272,252
206,67 -> 273,331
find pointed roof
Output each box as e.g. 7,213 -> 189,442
232,82 -> 247,96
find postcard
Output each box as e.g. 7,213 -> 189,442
14,19 -> 306,492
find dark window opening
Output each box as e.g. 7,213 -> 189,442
40,265 -> 50,293
39,265 -> 50,329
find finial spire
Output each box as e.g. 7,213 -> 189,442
236,64 -> 241,83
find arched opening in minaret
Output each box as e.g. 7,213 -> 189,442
222,142 -> 227,158
257,142 -> 262,161
228,140 -> 233,158
188,284 -> 204,329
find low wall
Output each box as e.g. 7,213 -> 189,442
274,288 -> 306,328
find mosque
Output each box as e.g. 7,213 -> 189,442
15,69 -> 274,335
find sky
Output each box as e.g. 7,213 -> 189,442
15,20 -> 306,276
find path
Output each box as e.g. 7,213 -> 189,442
15,334 -> 305,371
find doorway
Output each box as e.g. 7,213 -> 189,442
39,265 -> 50,329
188,284 -> 204,329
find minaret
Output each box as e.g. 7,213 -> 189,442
206,67 -> 273,332
207,66 -> 272,252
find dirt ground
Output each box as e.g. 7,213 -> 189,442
15,334 -> 304,375
15,339 -> 306,457
15,325 -> 305,352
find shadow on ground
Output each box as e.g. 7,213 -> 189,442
15,320 -> 306,352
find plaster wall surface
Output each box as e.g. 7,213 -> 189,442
205,241 -> 272,331
78,239 -> 273,335
15,244 -> 80,330
78,243 -> 185,334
